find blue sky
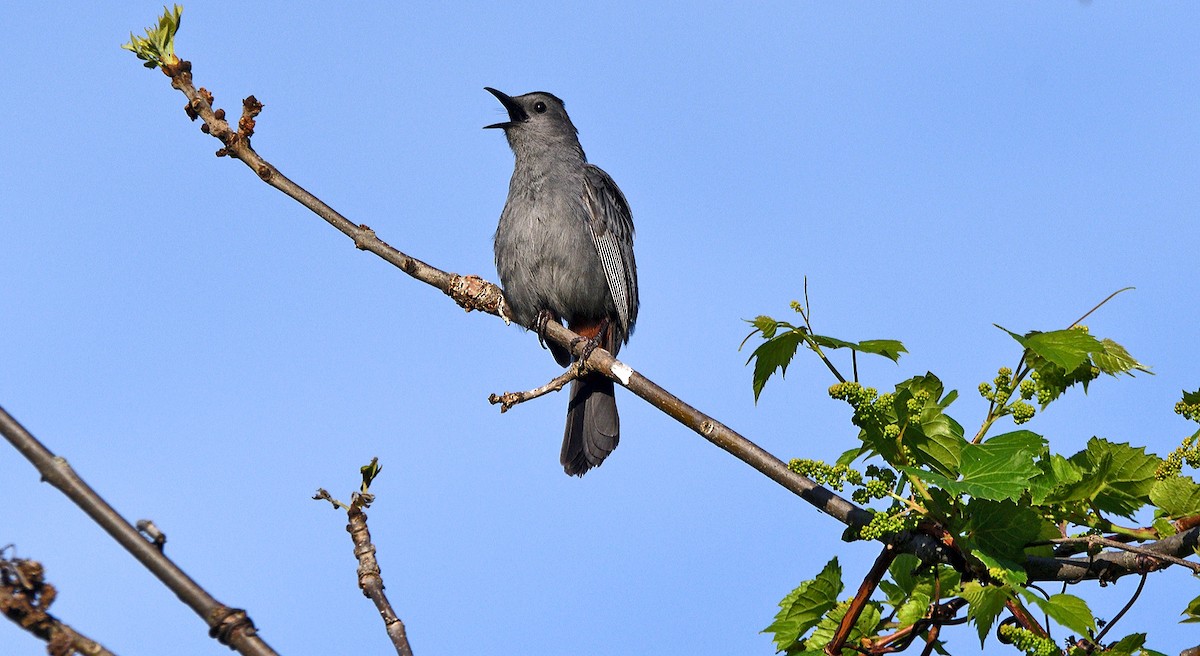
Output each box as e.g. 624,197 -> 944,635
2,3 -> 1198,655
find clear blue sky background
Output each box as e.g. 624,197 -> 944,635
2,3 -> 1198,655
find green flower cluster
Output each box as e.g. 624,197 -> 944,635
829,381 -> 904,442
788,459 -> 862,491
1176,399 -> 1200,423
998,624 -> 1060,656
857,507 -> 914,541
851,465 -> 897,505
1157,431 -> 1200,479
978,367 -> 1038,425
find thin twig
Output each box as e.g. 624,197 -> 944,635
825,542 -> 899,655
917,623 -> 940,656
1005,598 -> 1050,639
861,598 -> 968,654
1092,572 -> 1146,645
1067,287 -> 1135,329
1038,535 -> 1200,575
316,468 -> 413,656
0,406 -> 277,656
489,365 -> 582,412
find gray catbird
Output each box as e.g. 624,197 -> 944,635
485,87 -> 639,476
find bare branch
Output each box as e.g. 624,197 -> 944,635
1,552 -> 116,656
136,51 -> 1200,587
1024,525 -> 1200,583
489,364 -> 583,412
316,468 -> 413,656
144,55 -> 873,536
0,406 -> 279,656
1042,535 -> 1200,575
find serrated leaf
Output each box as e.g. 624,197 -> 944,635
810,334 -> 860,350
1152,517 -> 1178,538
1030,354 -> 1101,407
877,579 -> 905,606
1021,329 -> 1105,371
1183,389 -> 1200,406
971,550 -> 1027,586
904,439 -> 1040,502
962,499 -> 1042,565
1093,338 -> 1151,376
1029,453 -> 1084,505
854,339 -> 907,362
834,445 -> 866,467
808,335 -> 907,363
895,589 -> 931,628
747,330 -> 805,402
750,315 -> 781,339
887,553 -> 922,596
959,582 -> 1009,647
895,374 -> 966,477
1104,633 -> 1147,656
1024,592 -> 1096,636
1183,595 -> 1200,623
1057,438 -> 1160,517
807,602 -> 881,654
1150,476 -> 1200,518
982,430 -> 1048,457
764,558 -> 843,651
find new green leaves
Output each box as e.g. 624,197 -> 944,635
742,314 -> 905,401
122,5 -> 184,69
997,326 -> 1150,407
905,431 -> 1045,502
764,558 -> 843,652
1045,438 -> 1160,517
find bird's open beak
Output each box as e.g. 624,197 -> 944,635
484,87 -> 528,129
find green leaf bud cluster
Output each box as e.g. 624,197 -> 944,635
1175,399 -> 1200,423
857,507 -> 914,541
998,624 -> 1060,656
789,459 -> 901,508
789,459 -> 862,491
1157,431 -> 1200,479
829,382 -> 899,434
979,367 -> 1039,425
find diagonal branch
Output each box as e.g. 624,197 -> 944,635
0,406 -> 279,656
134,52 -> 1200,586
147,56 -> 873,534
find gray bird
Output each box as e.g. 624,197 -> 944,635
485,87 -> 639,476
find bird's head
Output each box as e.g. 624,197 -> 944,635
484,87 -> 580,152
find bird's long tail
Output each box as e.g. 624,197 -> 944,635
561,375 -> 619,476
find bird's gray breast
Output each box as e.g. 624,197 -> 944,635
494,167 -> 614,327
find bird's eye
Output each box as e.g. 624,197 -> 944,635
534,101 -> 547,113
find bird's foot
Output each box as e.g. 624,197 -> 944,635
533,309 -> 557,352
571,317 -> 611,372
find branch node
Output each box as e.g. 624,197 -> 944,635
207,605 -> 257,645
353,224 -> 377,250
135,519 -> 168,552
448,274 -> 504,315
240,95 -> 263,138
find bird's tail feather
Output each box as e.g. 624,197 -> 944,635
561,376 -> 619,476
